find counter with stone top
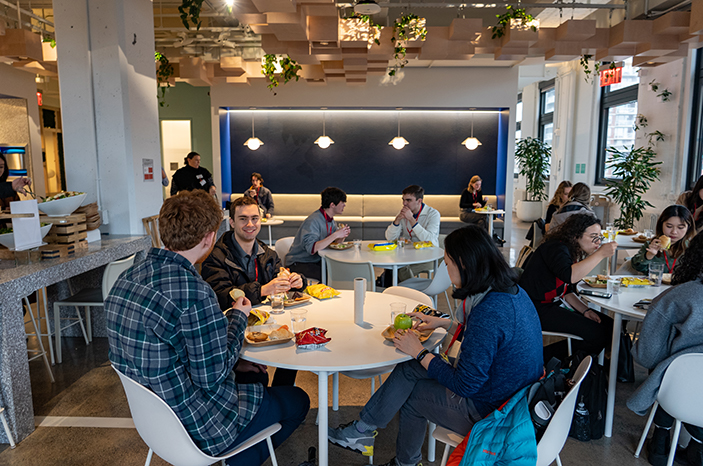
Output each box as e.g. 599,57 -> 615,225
0,235 -> 151,444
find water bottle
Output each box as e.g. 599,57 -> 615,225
572,399 -> 591,441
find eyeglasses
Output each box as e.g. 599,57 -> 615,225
591,235 -> 606,244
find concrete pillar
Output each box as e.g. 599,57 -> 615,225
53,0 -> 163,235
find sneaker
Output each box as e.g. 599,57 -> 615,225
328,421 -> 377,457
374,458 -> 422,466
647,427 -> 671,466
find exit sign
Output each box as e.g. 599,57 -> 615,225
600,66 -> 623,87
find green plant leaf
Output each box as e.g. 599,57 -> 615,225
514,137 -> 551,201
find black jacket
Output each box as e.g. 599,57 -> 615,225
460,188 -> 486,210
170,165 -> 214,195
201,231 -> 305,310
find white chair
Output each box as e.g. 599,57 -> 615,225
634,353 -> 703,466
324,256 -> 375,292
113,366 -> 280,466
0,404 -> 16,449
433,356 -> 592,466
53,255 -> 136,363
397,261 -> 452,310
412,234 -> 446,279
274,236 -> 294,266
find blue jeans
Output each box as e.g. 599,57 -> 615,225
360,359 -> 482,465
225,386 -> 310,465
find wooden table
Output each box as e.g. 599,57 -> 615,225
318,240 -> 444,286
241,290 -> 445,466
577,278 -> 669,438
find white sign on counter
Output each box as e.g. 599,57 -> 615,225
10,199 -> 43,251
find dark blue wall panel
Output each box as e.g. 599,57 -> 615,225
225,109 -> 508,197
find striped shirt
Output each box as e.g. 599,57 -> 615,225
105,248 -> 263,456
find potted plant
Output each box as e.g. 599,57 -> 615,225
514,137 -> 551,222
604,145 -> 661,229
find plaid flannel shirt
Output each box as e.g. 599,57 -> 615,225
106,248 -> 263,456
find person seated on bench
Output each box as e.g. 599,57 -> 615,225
385,184 -> 441,282
328,226 -> 543,466
459,175 -> 487,229
285,187 -> 351,282
244,172 -> 274,219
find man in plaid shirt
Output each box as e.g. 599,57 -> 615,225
106,190 -> 309,465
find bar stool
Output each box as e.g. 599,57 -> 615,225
53,255 -> 136,363
23,295 -> 55,383
0,403 -> 15,449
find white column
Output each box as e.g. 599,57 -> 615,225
53,0 -> 163,235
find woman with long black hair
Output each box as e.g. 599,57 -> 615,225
328,225 -> 544,466
519,213 -> 616,359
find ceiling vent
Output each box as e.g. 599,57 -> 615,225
354,0 -> 381,15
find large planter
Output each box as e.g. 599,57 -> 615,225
516,200 -> 543,222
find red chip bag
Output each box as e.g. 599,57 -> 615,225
295,327 -> 331,350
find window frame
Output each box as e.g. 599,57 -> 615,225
515,93 -> 522,179
687,48 -> 703,189
538,79 -> 555,143
595,83 -> 639,185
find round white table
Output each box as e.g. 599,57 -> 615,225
472,209 -> 505,236
240,290 -> 446,466
606,233 -> 648,273
577,278 -> 669,438
260,218 -> 284,246
318,240 -> 445,286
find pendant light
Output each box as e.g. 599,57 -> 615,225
244,112 -> 264,151
461,111 -> 482,151
388,111 -> 409,150
314,111 -> 334,149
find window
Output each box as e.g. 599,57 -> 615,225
539,80 -> 555,147
595,58 -> 640,184
515,93 -> 522,177
688,48 -> 703,188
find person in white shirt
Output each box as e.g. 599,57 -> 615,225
384,185 -> 441,282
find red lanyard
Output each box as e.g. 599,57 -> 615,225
663,251 -> 676,273
254,259 -> 258,281
473,191 -> 478,203
406,204 -> 423,237
320,208 -> 334,236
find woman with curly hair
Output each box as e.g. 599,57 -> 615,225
630,205 -> 695,274
519,213 -> 617,359
548,182 -> 596,231
544,180 -> 572,231
628,232 -> 703,466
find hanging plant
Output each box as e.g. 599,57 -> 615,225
262,54 -> 302,95
155,52 -> 174,107
579,55 -> 602,84
42,37 -> 56,48
491,6 -> 536,39
648,79 -> 660,92
657,89 -> 672,102
633,114 -> 648,132
646,130 -> 665,146
179,0 -> 204,30
389,13 -> 427,77
604,145 -> 661,229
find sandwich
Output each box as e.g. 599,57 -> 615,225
278,267 -> 291,279
659,235 -> 671,250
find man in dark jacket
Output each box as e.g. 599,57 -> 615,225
244,172 -> 274,218
202,196 -> 305,309
202,196 -> 304,387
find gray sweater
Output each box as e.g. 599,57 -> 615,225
627,280 -> 703,415
285,209 -> 336,265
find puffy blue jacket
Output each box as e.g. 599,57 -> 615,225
456,385 -> 537,466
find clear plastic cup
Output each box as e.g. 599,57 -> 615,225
649,263 -> 664,287
390,302 -> 407,325
353,239 -> 362,251
270,293 -> 285,314
607,278 -> 621,295
290,308 -> 308,334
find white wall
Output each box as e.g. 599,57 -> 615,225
0,64 -> 46,197
210,67 -> 520,240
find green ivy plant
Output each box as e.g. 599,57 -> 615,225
647,130 -> 665,146
389,13 -> 427,77
491,6 -> 536,39
579,56 -> 617,84
352,13 -> 381,46
649,79 -> 660,92
633,114 -> 648,132
262,54 -> 302,95
179,0 -> 204,30
42,37 -> 56,48
604,145 -> 662,229
514,137 -> 551,202
657,89 -> 672,102
155,52 -> 174,107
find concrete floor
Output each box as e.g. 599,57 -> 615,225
0,220 -> 660,466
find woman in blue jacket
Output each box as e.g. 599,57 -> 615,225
328,225 -> 544,466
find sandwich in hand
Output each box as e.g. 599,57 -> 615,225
659,235 -> 671,250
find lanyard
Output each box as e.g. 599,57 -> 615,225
406,203 -> 423,238
663,251 -> 676,273
320,208 -> 334,236
443,300 -> 466,357
254,259 -> 258,282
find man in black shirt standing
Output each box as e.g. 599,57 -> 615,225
170,152 -> 217,197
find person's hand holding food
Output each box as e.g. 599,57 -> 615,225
288,272 -> 303,289
11,177 -> 31,194
393,328 -> 424,357
232,296 -> 252,315
408,312 -> 447,332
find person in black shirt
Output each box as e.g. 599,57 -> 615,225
519,213 -> 617,360
459,175 -> 487,229
544,180 -> 572,229
170,152 -> 217,197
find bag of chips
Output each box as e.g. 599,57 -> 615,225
305,283 -> 340,300
295,327 -> 331,350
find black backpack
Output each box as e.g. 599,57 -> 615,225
566,352 -> 608,441
526,357 -> 567,441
